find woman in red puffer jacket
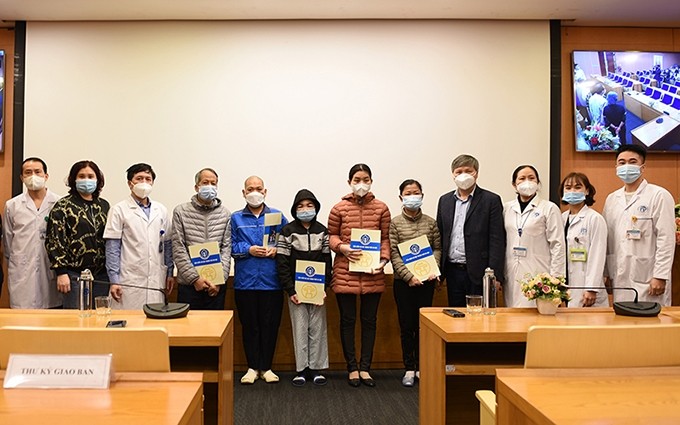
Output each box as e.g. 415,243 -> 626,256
328,163 -> 391,388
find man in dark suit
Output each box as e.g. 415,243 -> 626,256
436,154 -> 506,307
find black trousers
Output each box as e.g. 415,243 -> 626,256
335,292 -> 381,373
393,279 -> 435,371
444,263 -> 480,307
234,289 -> 283,371
178,284 -> 227,310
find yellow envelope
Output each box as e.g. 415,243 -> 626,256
348,228 -> 381,273
294,260 -> 326,305
188,241 -> 225,285
397,235 -> 440,281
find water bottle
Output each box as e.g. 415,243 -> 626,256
78,269 -> 93,318
483,268 -> 497,316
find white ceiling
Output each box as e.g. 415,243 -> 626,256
0,0 -> 678,27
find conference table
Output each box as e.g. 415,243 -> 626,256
495,366 -> 680,424
418,307 -> 680,425
0,371 -> 204,425
0,309 -> 233,425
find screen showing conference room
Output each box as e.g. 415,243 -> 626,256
572,50 -> 680,152
23,20 -> 550,224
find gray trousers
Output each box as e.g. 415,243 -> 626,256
288,298 -> 329,372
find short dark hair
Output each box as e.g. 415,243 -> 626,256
511,165 -> 540,184
126,163 -> 156,182
399,179 -> 422,194
616,144 -> 647,162
67,160 -> 105,197
559,172 -> 596,206
21,157 -> 48,174
348,163 -> 372,181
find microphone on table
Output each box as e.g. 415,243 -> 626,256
79,270 -> 190,319
567,286 -> 661,317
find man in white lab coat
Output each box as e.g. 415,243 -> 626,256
2,157 -> 62,308
104,163 -> 174,310
603,145 -> 675,306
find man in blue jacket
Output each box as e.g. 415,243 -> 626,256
231,175 -> 288,384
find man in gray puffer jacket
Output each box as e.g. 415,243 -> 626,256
172,167 -> 232,310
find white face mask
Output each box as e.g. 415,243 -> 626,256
24,175 -> 46,191
454,173 -> 476,191
352,183 -> 371,197
132,182 -> 153,199
245,191 -> 265,208
516,181 -> 538,197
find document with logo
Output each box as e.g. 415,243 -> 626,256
397,235 -> 440,281
189,241 -> 225,285
349,228 -> 381,273
294,260 -> 326,305
263,212 -> 283,247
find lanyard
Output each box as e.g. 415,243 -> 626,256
516,208 -> 532,238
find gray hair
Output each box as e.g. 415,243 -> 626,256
194,168 -> 219,184
450,154 -> 479,172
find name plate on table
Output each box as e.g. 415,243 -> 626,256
4,354 -> 113,389
349,228 -> 381,273
189,241 -> 225,285
398,235 -> 441,281
294,260 -> 326,305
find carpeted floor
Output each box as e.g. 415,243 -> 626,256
234,369 -> 418,425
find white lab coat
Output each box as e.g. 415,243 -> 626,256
562,206 -> 609,308
503,197 -> 566,307
2,190 -> 62,308
103,196 -> 171,310
603,180 -> 675,306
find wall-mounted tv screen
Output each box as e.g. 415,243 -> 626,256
572,50 -> 680,152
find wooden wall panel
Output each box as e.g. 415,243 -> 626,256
561,26 -> 679,211
0,28 -> 15,308
221,275 -> 450,372
560,26 -> 680,306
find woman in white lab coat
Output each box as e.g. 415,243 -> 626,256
559,172 -> 609,308
503,165 -> 566,307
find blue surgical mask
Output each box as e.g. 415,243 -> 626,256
562,191 -> 586,205
296,209 -> 316,223
616,164 -> 641,184
402,195 -> 423,211
198,185 -> 217,201
75,179 -> 97,194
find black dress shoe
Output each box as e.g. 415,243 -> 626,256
360,376 -> 375,387
348,377 -> 360,387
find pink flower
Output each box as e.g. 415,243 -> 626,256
542,286 -> 551,294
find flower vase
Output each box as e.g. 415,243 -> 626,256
536,298 -> 558,315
